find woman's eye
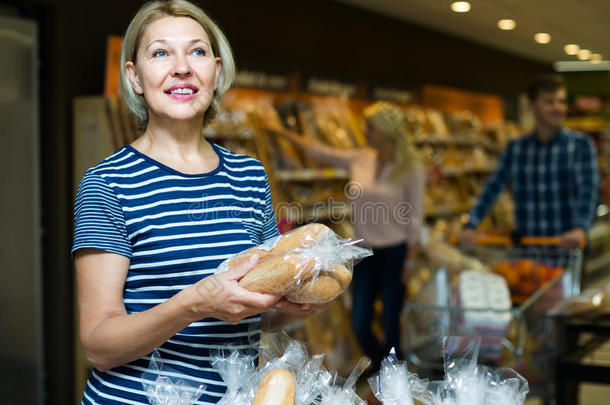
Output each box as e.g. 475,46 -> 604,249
152,50 -> 167,57
192,48 -> 206,56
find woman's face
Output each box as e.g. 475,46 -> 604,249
125,16 -> 221,124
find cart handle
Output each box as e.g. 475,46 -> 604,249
450,234 -> 586,248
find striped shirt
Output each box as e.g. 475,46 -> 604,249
72,142 -> 279,404
466,127 -> 599,235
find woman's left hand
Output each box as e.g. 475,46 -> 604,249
261,299 -> 328,332
273,299 -> 328,319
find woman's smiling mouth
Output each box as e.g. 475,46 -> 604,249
164,83 -> 199,100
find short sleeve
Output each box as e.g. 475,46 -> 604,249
261,172 -> 280,242
72,170 -> 132,258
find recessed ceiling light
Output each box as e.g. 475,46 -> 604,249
534,33 -> 551,44
578,49 -> 591,60
497,19 -> 516,30
564,44 -> 580,55
451,2 -> 471,13
591,53 -> 603,63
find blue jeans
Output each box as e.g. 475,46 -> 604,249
351,243 -> 407,369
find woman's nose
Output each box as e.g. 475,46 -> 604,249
171,55 -> 191,76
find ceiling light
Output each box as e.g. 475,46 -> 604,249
578,49 -> 591,60
497,19 -> 516,30
564,44 -> 580,55
591,53 -> 603,63
534,33 -> 551,44
451,2 -> 471,13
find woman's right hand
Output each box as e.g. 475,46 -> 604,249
188,255 -> 281,325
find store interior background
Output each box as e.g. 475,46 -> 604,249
1,0 -> 609,404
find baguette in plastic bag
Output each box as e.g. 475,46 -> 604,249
217,223 -> 372,304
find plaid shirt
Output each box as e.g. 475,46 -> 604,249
467,127 -> 599,236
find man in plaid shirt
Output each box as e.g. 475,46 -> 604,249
460,75 -> 599,249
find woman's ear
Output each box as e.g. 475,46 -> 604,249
125,61 -> 144,95
213,57 -> 222,91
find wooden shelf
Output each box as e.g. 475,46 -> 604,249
202,126 -> 255,140
414,135 -> 500,152
440,166 -> 495,177
276,168 -> 349,182
281,203 -> 351,223
425,203 -> 471,218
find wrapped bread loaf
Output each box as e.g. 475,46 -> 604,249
217,223 -> 371,304
252,368 -> 296,405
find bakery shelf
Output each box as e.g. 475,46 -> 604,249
414,135 -> 500,152
440,166 -> 494,177
202,126 -> 255,140
585,251 -> 610,275
425,203 -> 471,218
281,203 -> 352,224
276,168 -> 349,182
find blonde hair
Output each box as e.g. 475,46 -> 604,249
120,0 -> 235,128
363,101 -> 420,184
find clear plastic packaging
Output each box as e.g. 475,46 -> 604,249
217,223 -> 372,304
319,357 -> 370,405
141,350 -> 205,405
211,334 -> 369,405
368,348 -> 428,405
434,337 -> 529,405
210,349 -> 258,405
368,338 -> 529,405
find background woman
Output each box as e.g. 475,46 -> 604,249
280,101 -> 425,369
72,1 -> 323,403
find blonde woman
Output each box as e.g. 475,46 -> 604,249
280,101 -> 425,368
72,1 -> 324,403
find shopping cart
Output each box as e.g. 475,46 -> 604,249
402,235 -> 583,398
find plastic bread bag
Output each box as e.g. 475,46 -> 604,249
213,335 -> 327,405
254,347 -> 329,405
216,223 -> 372,304
256,338 -> 330,405
319,357 -> 370,405
141,350 -> 205,405
423,336 -> 529,405
210,349 -> 259,405
484,367 -> 529,405
441,336 -> 486,405
367,348 -> 429,405
257,337 -> 327,405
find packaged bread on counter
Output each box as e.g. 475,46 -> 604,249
217,223 -> 373,304
211,335 -> 369,405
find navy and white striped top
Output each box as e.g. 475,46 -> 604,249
72,142 -> 279,404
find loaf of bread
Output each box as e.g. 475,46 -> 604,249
285,275 -> 342,304
238,254 -> 318,294
236,223 -> 336,296
228,223 -> 332,268
220,223 -> 369,303
322,263 -> 352,289
252,368 -> 296,405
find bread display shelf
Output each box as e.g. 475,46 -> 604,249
283,204 -> 352,224
440,166 -> 495,177
202,126 -> 255,140
414,135 -> 500,152
277,168 -> 349,182
425,203 -> 471,218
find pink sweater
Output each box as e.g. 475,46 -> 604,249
304,142 -> 425,248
